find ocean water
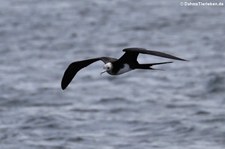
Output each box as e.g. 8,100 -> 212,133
0,0 -> 225,149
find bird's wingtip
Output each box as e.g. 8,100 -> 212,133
61,82 -> 67,90
61,86 -> 65,90
180,58 -> 189,61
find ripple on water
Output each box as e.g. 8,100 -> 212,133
206,73 -> 225,94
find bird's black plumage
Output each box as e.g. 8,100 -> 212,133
61,57 -> 116,90
61,48 -> 186,90
122,48 -> 186,61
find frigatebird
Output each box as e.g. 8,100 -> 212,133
61,48 -> 186,90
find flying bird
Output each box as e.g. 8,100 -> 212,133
61,48 -> 186,90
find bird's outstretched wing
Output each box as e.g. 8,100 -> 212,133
119,47 -> 186,63
61,57 -> 115,90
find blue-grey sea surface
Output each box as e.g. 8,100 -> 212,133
0,0 -> 225,149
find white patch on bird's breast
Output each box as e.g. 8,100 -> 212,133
117,64 -> 132,75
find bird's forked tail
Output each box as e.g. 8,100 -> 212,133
137,61 -> 173,70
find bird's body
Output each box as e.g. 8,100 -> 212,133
115,64 -> 132,75
104,62 -> 132,75
61,47 -> 186,90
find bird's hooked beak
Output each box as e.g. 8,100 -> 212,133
100,63 -> 111,75
100,71 -> 107,75
100,64 -> 108,75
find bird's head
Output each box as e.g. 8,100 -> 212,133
103,62 -> 113,71
101,62 -> 113,75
